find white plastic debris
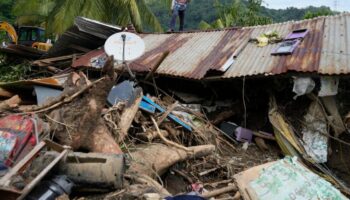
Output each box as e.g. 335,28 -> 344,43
292,77 -> 315,99
318,76 -> 339,97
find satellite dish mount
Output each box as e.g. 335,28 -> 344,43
104,32 -> 146,80
121,34 -> 135,79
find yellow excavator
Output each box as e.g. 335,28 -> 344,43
0,21 -> 52,51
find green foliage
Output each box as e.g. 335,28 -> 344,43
261,6 -> 334,22
0,0 -> 15,22
12,0 -> 163,34
303,7 -> 334,19
0,56 -> 31,82
146,1 -> 336,31
202,0 -> 272,29
146,0 -> 221,31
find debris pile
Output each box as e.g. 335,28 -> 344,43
0,15 -> 349,200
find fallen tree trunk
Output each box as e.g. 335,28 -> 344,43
127,143 -> 215,178
47,56 -> 120,153
117,88 -> 142,142
86,119 -> 122,153
124,174 -> 171,197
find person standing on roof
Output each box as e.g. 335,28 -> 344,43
168,0 -> 190,32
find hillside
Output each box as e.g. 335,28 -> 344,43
146,0 -> 334,31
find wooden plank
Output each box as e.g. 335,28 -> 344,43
18,148 -> 69,199
0,141 -> 46,187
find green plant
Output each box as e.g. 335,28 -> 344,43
12,0 -> 163,34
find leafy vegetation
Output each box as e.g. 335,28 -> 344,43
0,0 -> 338,34
0,0 -> 15,23
11,0 -> 163,34
146,0 -> 336,30
303,7 -> 334,19
0,55 -> 32,82
199,0 -> 272,30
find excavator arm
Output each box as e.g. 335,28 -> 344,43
0,21 -> 18,44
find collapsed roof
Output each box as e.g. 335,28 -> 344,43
71,13 -> 350,80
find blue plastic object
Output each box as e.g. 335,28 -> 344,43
139,101 -> 156,114
107,81 -> 135,106
142,96 -> 192,131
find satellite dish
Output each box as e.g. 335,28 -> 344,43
104,32 -> 145,61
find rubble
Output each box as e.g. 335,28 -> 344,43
0,15 -> 350,200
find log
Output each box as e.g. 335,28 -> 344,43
127,143 -> 215,178
117,88 -> 143,142
254,137 -> 269,151
0,87 -> 14,98
87,119 -> 123,153
124,174 -> 171,197
0,95 -> 21,111
47,56 -> 120,152
201,185 -> 237,198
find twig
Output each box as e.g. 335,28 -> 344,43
45,114 -> 74,141
201,185 -> 237,198
199,167 -> 220,176
151,116 -> 191,152
172,169 -> 193,183
204,179 -> 233,188
253,131 -> 276,141
232,191 -> 241,200
157,102 -> 178,126
105,189 -> 126,199
124,174 -> 171,196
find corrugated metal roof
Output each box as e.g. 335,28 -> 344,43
131,28 -> 252,79
47,17 -> 122,58
72,13 -> 350,79
223,13 -> 350,78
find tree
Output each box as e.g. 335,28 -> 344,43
12,0 -> 163,34
199,0 -> 272,30
303,7 -> 334,19
0,0 -> 15,22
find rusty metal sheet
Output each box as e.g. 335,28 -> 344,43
130,28 -> 251,79
72,48 -> 106,68
319,13 -> 350,75
70,13 -> 350,80
223,13 -> 350,78
46,17 -> 122,58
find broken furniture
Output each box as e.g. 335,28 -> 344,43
0,140 -> 70,200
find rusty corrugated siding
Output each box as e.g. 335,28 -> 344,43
319,13 -> 350,75
72,13 -> 350,79
131,28 -> 252,79
223,13 -> 350,78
